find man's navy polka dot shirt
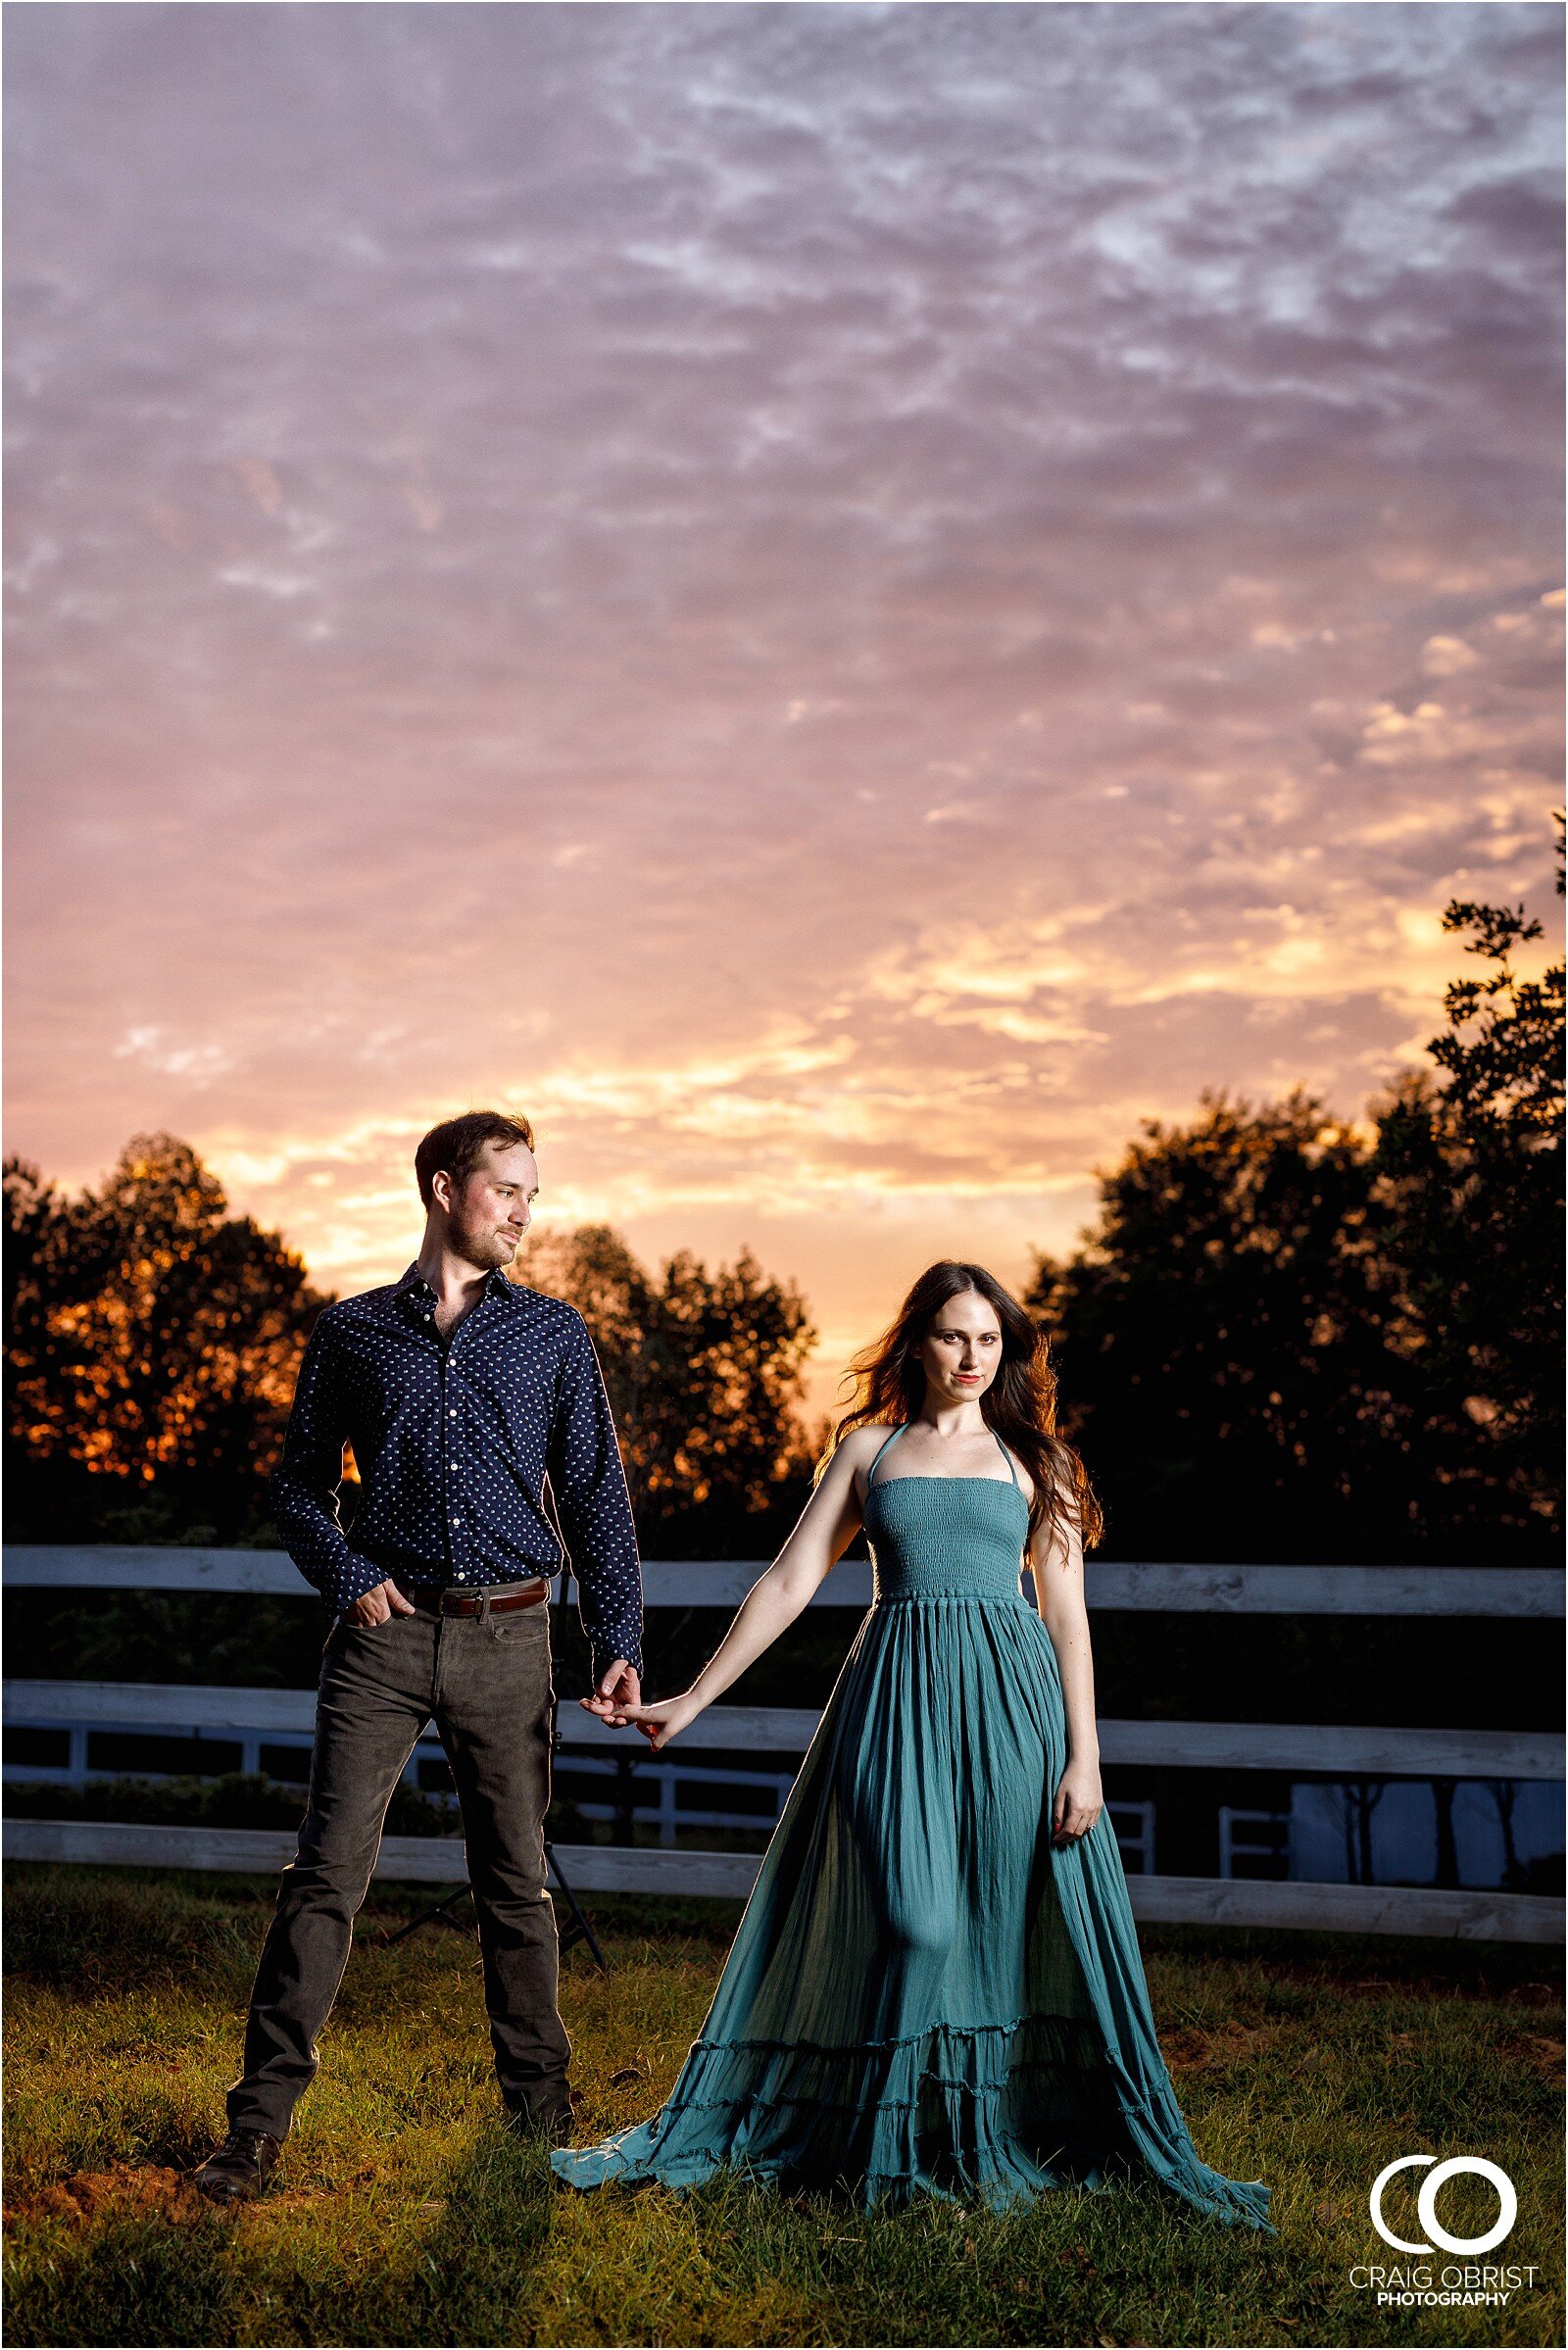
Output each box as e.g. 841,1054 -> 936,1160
271,1262 -> 644,1683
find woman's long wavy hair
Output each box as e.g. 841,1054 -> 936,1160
819,1260 -> 1103,1555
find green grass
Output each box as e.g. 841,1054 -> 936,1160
3,1865 -> 1562,2347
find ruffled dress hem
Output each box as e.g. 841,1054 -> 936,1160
550,2015 -> 1275,2228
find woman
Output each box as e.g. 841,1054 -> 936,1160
551,1261 -> 1274,2228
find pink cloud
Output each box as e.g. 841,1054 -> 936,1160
4,3 -> 1560,1392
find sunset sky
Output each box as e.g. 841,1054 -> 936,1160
5,2 -> 1562,1406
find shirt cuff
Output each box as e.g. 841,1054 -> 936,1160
588,1642 -> 642,1690
321,1552 -> 391,1614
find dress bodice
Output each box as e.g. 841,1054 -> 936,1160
862,1425 -> 1031,1604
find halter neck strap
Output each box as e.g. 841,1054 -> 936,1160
865,1422 -> 1019,1490
865,1424 -> 907,1489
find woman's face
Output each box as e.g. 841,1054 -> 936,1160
915,1288 -> 1004,1406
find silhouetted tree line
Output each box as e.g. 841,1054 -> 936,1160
5,871 -> 1560,1566
5,1139 -> 329,1542
1027,876 -> 1563,1564
3,1144 -> 815,1555
515,1224 -> 816,1555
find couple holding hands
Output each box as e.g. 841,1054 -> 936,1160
196,1108 -> 1271,2235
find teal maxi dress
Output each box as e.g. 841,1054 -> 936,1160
551,1426 -> 1275,2228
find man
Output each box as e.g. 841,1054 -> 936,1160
196,1109 -> 643,2204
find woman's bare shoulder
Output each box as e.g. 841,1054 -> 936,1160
1025,1461 -> 1088,1544
845,1420 -> 902,1453
1005,1445 -> 1039,1505
830,1422 -> 901,1470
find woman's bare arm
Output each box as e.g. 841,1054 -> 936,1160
1029,1488 -> 1102,1772
615,1430 -> 876,1747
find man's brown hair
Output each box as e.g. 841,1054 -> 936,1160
415,1110 -> 536,1209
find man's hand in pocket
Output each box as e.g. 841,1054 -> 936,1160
343,1578 -> 417,1629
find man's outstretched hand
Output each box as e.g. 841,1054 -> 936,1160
579,1660 -> 641,1722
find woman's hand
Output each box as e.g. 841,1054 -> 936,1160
1052,1756 -> 1103,1847
614,1692 -> 705,1751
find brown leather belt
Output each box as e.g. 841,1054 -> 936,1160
398,1577 -> 551,1619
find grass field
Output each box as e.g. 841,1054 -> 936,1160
2,1865 -> 1562,2348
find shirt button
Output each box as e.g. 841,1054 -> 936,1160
452,1516 -> 462,1527
450,1460 -> 460,1471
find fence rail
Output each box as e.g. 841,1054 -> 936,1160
4,1547 -> 1562,1944
6,1818 -> 1561,1944
5,1546 -> 1562,1616
5,1679 -> 1560,1782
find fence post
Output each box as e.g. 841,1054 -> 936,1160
612,1752 -> 637,1848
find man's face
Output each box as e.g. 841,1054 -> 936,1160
438,1139 -> 539,1272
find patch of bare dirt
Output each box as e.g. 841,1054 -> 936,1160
5,2163 -> 203,2228
1162,2020 -> 1287,2074
1502,2032 -> 1566,2078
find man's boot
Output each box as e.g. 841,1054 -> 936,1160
194,2127 -> 282,2205
505,2089 -> 577,2147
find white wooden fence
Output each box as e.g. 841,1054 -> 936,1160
7,1675 -> 1558,1787
8,1546 -> 1562,1614
4,1546 -> 1563,1943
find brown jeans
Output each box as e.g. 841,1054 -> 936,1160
225,1587 -> 569,2138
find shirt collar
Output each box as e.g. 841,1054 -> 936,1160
395,1261 -> 515,1321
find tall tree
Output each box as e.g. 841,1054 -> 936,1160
1373,875 -> 1564,1545
4,1133 -> 330,1537
1027,852 -> 1563,1564
518,1224 -> 816,1554
1026,1090 -> 1414,1562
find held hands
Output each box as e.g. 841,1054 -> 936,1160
579,1658 -> 705,1751
612,1691 -> 705,1751
579,1660 -> 641,1721
342,1578 -> 417,1629
1052,1756 -> 1103,1847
